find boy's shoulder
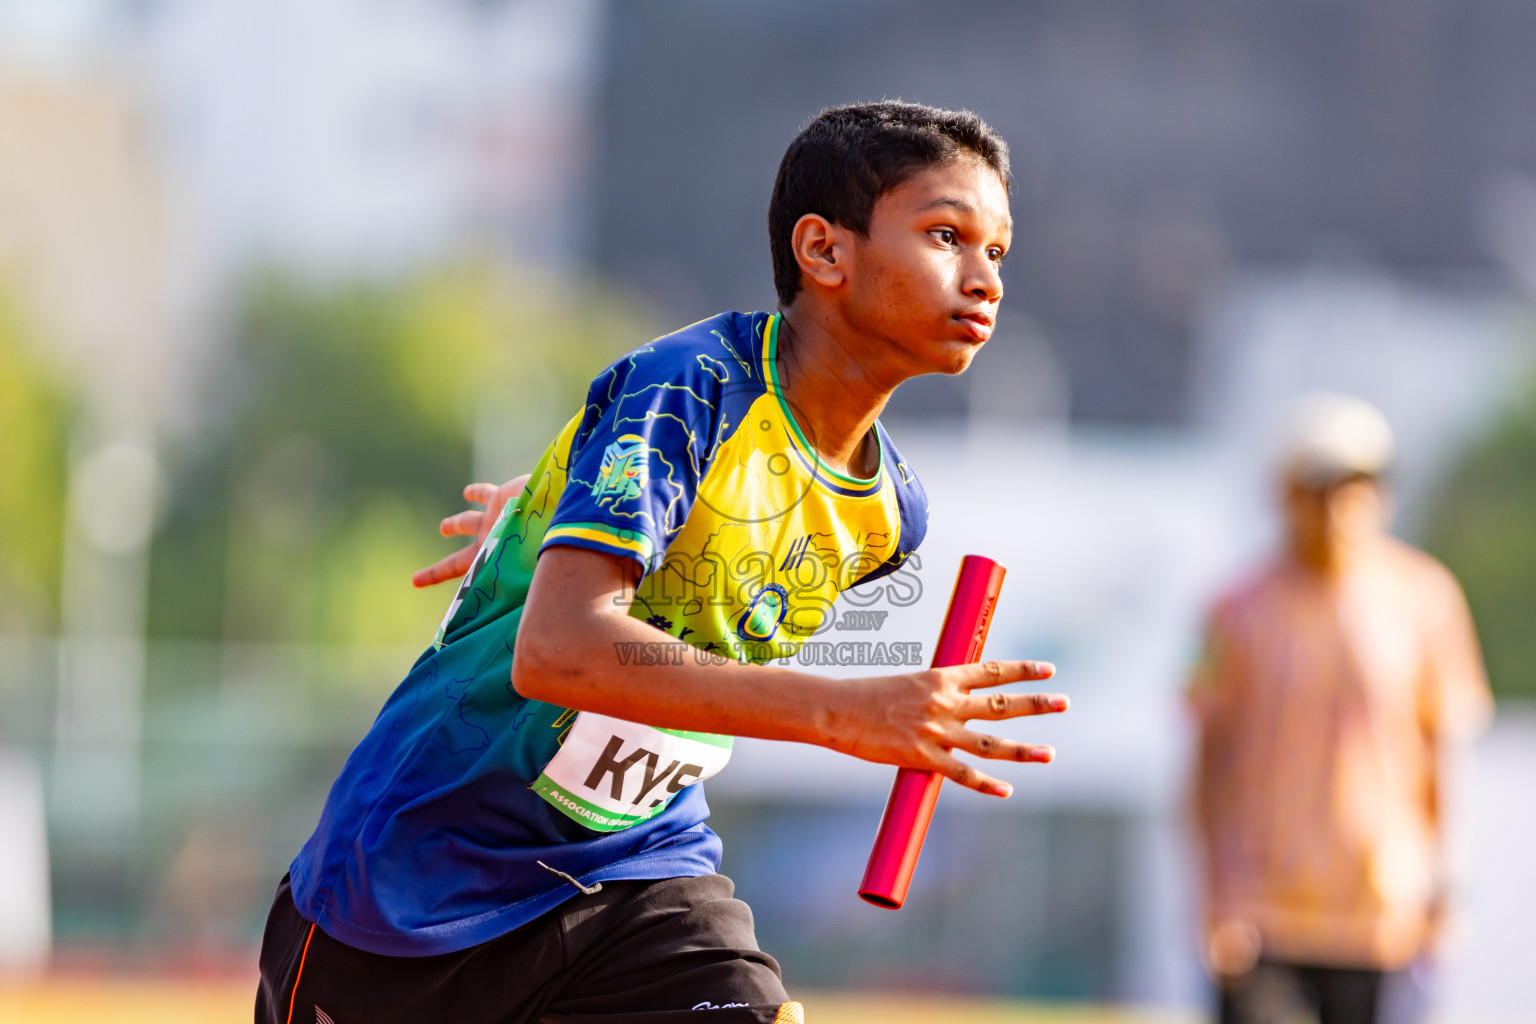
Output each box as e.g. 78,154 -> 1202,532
570,311 -> 773,464
593,311 -> 772,397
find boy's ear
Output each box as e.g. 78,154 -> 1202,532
791,213 -> 850,291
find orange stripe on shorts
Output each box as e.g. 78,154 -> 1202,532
286,922 -> 317,1024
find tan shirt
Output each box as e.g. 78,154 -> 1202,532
1188,538 -> 1492,971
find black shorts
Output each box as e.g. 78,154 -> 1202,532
255,873 -> 801,1024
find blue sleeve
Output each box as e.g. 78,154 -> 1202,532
540,345 -> 721,573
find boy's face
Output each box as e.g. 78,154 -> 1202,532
1283,475 -> 1387,571
844,154 -> 1012,379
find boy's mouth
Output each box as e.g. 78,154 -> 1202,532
953,312 -> 994,341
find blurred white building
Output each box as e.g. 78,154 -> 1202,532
0,0 -> 604,280
0,750 -> 48,975
134,0 -> 603,277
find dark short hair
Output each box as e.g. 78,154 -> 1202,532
768,101 -> 1011,306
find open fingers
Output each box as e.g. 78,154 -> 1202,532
965,691 -> 1070,721
931,753 -> 1012,798
949,729 -> 1055,764
462,482 -> 497,506
952,659 -> 1056,691
411,545 -> 477,588
439,509 -> 485,538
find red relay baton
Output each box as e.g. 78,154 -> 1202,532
857,555 -> 1007,909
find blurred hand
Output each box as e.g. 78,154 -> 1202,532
411,475 -> 529,588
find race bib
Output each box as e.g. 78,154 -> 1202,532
531,713 -> 733,832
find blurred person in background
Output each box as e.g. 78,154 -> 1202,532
1188,393 -> 1493,1024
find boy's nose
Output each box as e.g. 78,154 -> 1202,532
964,265 -> 1003,303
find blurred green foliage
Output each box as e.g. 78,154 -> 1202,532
0,288 -> 71,635
1424,374 -> 1536,699
147,260 -> 656,654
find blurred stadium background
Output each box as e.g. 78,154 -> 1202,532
1,1 -> 1534,1021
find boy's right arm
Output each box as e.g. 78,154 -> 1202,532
514,545 -> 1067,798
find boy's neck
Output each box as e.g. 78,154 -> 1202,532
774,306 -> 894,481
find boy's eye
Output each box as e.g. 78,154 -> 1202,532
930,228 -> 957,246
988,246 -> 1007,263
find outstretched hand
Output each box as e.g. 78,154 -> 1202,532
411,475 -> 530,588
835,659 -> 1067,798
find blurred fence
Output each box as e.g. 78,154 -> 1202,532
713,800 -> 1128,1000
0,637 -> 410,957
0,636 -> 1139,1000
2,634 -> 1536,1016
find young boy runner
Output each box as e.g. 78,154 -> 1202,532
257,101 -> 1068,1024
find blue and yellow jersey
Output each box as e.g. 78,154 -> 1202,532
291,311 -> 928,956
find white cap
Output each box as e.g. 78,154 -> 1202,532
1280,392 -> 1394,488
